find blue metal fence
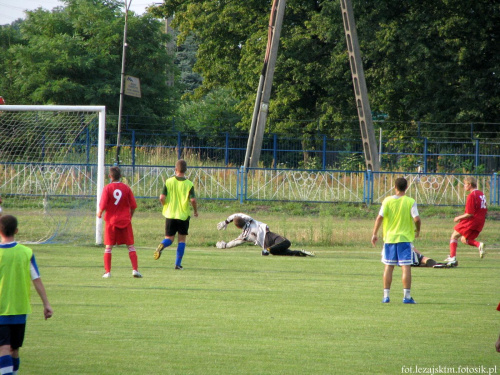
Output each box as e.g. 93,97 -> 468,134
2,162 -> 498,207
7,123 -> 497,173
107,131 -> 500,173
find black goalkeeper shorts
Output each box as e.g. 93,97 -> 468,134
0,324 -> 26,349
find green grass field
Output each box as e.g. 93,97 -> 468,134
15,210 -> 500,374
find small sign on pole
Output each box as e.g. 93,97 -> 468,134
124,76 -> 141,98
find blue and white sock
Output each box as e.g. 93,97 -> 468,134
12,357 -> 19,375
0,355 -> 13,375
176,242 -> 186,267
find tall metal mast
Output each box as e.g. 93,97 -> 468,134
116,0 -> 132,165
245,0 -> 286,169
340,0 -> 380,171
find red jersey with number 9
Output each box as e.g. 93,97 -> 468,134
99,182 -> 137,228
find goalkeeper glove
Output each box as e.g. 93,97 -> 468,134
217,221 -> 228,230
216,241 -> 227,249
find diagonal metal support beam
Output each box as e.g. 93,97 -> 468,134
340,0 -> 380,171
245,0 -> 286,169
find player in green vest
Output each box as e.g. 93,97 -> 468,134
0,215 -> 53,375
154,159 -> 198,269
371,177 -> 421,304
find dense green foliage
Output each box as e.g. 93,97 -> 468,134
1,0 -> 498,138
174,33 -> 203,97
0,0 -> 178,122
152,0 -> 500,137
176,87 -> 242,133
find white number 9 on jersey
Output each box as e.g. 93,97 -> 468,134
113,189 -> 122,205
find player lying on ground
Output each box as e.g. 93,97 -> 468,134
216,213 -> 315,257
411,245 -> 457,268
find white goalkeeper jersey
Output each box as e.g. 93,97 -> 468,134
225,213 -> 269,249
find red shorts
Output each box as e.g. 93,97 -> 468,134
104,222 -> 134,246
454,222 -> 480,241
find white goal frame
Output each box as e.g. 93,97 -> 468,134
1,105 -> 106,244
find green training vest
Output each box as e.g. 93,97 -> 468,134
0,244 -> 33,316
162,176 -> 194,220
382,195 -> 416,243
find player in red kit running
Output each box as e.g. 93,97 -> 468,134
97,166 -> 142,278
444,176 -> 487,266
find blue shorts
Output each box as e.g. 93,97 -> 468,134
382,242 -> 414,266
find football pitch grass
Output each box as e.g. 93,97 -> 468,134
23,241 -> 498,374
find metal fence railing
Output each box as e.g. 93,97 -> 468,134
1,163 -> 498,207
107,131 -> 500,174
3,122 -> 499,173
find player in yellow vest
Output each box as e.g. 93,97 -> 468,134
372,178 -> 421,304
0,215 -> 53,375
154,160 -> 198,269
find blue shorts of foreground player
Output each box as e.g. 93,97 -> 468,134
382,242 -> 413,266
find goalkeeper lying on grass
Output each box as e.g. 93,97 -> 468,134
216,213 -> 315,257
411,245 -> 458,268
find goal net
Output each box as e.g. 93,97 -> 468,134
0,105 -> 105,244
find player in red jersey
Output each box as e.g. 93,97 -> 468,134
444,176 -> 487,266
97,166 -> 142,278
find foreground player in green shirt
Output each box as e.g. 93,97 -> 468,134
371,177 -> 421,304
0,215 -> 53,375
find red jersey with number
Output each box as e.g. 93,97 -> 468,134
99,182 -> 137,228
456,189 -> 487,232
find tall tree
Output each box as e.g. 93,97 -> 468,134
0,0 -> 178,121
152,1 -> 355,138
152,0 -> 500,137
174,33 -> 203,98
0,21 -> 23,104
362,0 -> 500,124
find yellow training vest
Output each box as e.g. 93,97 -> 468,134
0,244 -> 33,316
381,195 -> 416,243
162,176 -> 194,220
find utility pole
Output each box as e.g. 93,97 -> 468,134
340,0 -> 380,171
165,17 -> 175,87
244,0 -> 286,169
116,0 -> 132,166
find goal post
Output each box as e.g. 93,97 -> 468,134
0,105 -> 105,244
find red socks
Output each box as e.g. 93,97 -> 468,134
104,246 -> 138,273
104,251 -> 112,273
449,239 -> 458,257
128,246 -> 138,270
467,239 -> 480,248
450,238 -> 480,258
